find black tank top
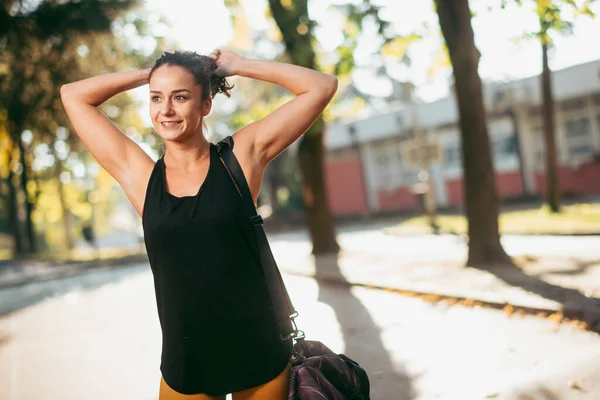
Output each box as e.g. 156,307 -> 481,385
142,140 -> 292,396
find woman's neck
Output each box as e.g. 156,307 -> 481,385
163,137 -> 211,171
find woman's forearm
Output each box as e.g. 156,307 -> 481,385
60,68 -> 151,107
234,58 -> 337,97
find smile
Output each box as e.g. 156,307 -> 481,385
160,121 -> 182,128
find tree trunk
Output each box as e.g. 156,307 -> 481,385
435,0 -> 509,266
541,41 -> 561,212
298,123 -> 340,254
17,132 -> 37,253
267,0 -> 339,255
6,155 -> 25,257
56,159 -> 73,251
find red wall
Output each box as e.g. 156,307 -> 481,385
446,171 -> 524,206
324,156 -> 369,216
376,188 -> 418,211
323,157 -> 600,215
535,161 -> 600,195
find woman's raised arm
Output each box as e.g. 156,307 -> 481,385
210,50 -> 338,166
60,69 -> 155,216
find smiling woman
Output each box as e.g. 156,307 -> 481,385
59,49 -> 337,400
146,52 -> 233,146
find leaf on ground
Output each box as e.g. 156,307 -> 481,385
577,321 -> 589,330
569,379 -> 582,390
548,311 -> 564,323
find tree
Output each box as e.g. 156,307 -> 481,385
1,0 -> 165,256
335,0 -> 506,264
509,0 -> 595,212
266,0 -> 340,255
434,0 -> 509,266
1,0 -> 141,255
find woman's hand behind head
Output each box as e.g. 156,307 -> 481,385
208,49 -> 244,78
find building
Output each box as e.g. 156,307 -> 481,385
323,60 -> 600,216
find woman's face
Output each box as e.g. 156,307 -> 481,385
149,65 -> 211,142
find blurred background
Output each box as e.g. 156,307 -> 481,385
2,0 -> 600,399
2,0 -> 600,261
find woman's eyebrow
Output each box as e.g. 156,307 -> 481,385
150,89 -> 192,94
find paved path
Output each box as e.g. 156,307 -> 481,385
1,264 -> 600,399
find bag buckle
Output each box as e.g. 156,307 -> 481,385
250,215 -> 263,226
280,312 -> 304,341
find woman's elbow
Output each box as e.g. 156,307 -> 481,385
323,75 -> 338,100
60,83 -> 74,102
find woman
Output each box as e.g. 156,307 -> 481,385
60,49 -> 337,400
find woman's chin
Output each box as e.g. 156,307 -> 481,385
158,129 -> 186,141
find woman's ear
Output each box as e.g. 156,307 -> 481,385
202,97 -> 213,117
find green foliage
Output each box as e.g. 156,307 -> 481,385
331,0 -> 421,78
507,0 -> 595,44
0,0 -> 169,255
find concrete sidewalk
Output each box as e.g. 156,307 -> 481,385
2,238 -> 600,328
270,243 -> 600,328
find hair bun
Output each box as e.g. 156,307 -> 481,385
149,50 -> 234,100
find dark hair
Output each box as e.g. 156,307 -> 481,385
149,51 -> 234,100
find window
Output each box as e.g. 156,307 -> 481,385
444,146 -> 461,166
565,118 -> 590,138
492,136 -> 517,156
565,117 -> 593,158
571,145 -> 592,156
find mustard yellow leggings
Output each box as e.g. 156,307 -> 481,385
158,362 -> 291,400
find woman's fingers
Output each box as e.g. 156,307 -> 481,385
209,49 -> 221,60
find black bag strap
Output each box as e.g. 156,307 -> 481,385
216,136 -> 302,341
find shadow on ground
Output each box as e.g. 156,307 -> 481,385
477,259 -> 600,331
314,254 -> 415,400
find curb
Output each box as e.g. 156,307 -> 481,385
280,269 -> 600,332
0,254 -> 149,289
382,228 -> 600,237
3,254 -> 598,332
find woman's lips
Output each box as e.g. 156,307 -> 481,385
160,121 -> 182,129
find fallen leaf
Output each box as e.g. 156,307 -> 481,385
443,298 -> 458,306
569,379 -> 582,390
578,321 -> 589,330
548,311 -> 564,323
463,298 -> 475,306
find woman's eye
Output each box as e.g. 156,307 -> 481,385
175,95 -> 187,101
151,96 -> 161,102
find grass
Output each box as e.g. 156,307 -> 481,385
388,203 -> 600,235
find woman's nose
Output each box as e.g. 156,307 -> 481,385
161,100 -> 174,115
